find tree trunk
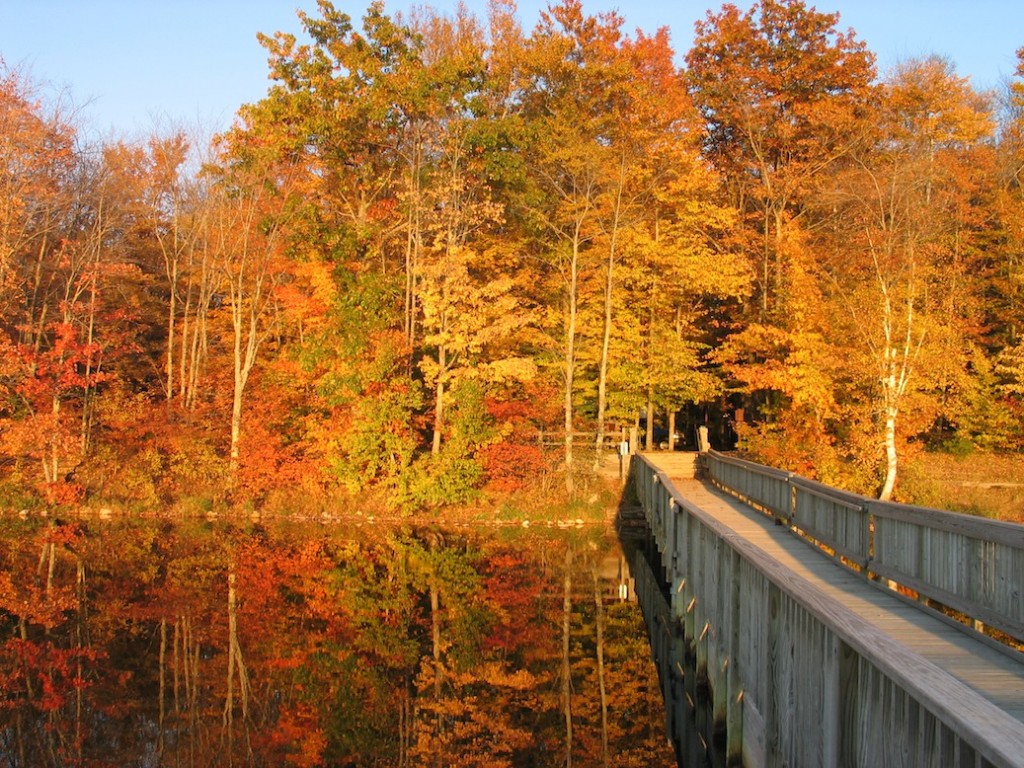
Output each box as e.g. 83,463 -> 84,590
230,368 -> 244,476
159,618 -> 167,756
431,345 -> 446,455
561,546 -> 573,768
595,158 -> 626,467
877,293 -> 919,501
184,258 -> 211,411
80,270 -> 99,457
880,404 -> 898,501
593,567 -> 609,767
645,396 -> 655,453
166,257 -> 178,400
45,395 -> 60,484
404,125 -> 425,350
564,237 -> 580,494
228,272 -> 261,477
223,570 -> 250,738
178,260 -> 191,403
431,578 -> 442,700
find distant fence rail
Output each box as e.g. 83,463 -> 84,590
705,450 -> 1024,644
536,430 -> 623,448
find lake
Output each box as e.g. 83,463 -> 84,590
0,513 -> 676,766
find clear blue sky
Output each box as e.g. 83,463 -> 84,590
1,1 -> 1022,140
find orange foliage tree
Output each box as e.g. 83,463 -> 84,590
814,57 -> 995,498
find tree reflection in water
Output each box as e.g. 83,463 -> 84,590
0,516 -> 674,767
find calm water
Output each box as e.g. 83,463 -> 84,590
0,514 -> 675,767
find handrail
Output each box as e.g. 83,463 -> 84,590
706,451 -> 792,518
704,449 -> 1024,644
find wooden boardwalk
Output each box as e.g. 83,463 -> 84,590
641,452 -> 1024,767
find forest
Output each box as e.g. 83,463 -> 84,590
3,0 -> 1024,515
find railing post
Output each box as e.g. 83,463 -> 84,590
725,546 -> 743,765
788,472 -> 796,523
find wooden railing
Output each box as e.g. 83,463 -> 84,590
705,450 -> 1024,644
634,454 -> 1024,768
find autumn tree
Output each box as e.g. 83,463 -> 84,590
201,134 -> 305,477
581,26 -> 727,459
0,63 -> 79,500
235,1 -> 546,505
687,0 -> 877,469
619,144 -> 748,453
252,0 -> 442,347
1,93 -> 152,503
983,48 -> 1024,445
515,1 -> 648,491
137,130 -> 214,406
687,0 -> 875,320
814,57 -> 994,498
401,8 -> 532,463
0,63 -> 76,321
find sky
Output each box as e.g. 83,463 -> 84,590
1,0 -> 1023,140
